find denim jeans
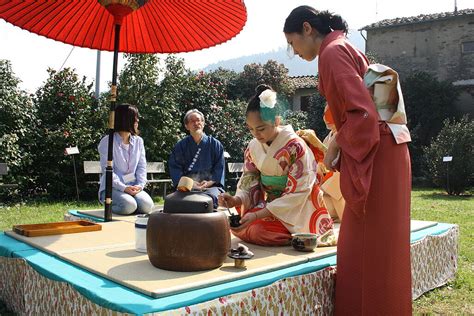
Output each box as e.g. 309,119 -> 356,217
100,188 -> 154,215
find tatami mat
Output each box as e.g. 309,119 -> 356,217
61,241 -> 317,298
77,207 -> 163,223
6,215 -> 438,299
410,220 -> 438,232
6,219 -> 336,298
6,221 -> 135,254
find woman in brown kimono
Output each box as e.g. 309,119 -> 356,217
284,6 -> 412,315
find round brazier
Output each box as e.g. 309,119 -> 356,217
147,211 -> 231,271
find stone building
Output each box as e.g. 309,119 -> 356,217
289,75 -> 318,111
361,9 -> 474,113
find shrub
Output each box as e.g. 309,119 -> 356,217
0,60 -> 36,201
32,68 -> 107,198
402,71 -> 460,177
423,116 -> 474,195
232,60 -> 295,101
116,54 -> 183,163
306,91 -> 329,140
283,109 -> 308,131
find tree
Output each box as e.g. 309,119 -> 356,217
283,110 -> 309,131
402,71 -> 460,176
117,53 -> 160,108
207,67 -> 239,100
115,53 -> 181,163
0,60 -> 36,199
32,68 -> 106,198
306,90 -> 329,140
423,116 -> 473,195
166,65 -> 250,161
144,56 -> 197,162
233,60 -> 295,101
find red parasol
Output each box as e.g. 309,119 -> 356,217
0,0 -> 247,221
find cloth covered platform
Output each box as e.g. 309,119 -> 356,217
5,218 -> 337,298
0,210 -> 458,315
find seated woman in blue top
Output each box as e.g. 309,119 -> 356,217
98,103 -> 154,215
168,109 -> 225,207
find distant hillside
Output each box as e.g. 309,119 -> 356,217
203,30 -> 366,76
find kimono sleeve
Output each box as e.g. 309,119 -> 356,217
211,139 -> 225,187
168,143 -> 184,186
265,139 -> 315,226
235,145 -> 262,212
323,45 -> 380,215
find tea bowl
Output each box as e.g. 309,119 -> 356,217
291,233 -> 319,252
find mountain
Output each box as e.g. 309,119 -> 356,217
203,30 -> 366,76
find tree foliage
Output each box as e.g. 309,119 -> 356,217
305,90 -> 328,139
117,53 -> 160,108
423,116 -> 473,195
232,60 -> 295,101
283,110 -> 308,131
207,67 -> 240,100
0,60 -> 36,199
32,68 -> 106,198
10,54 -> 452,201
402,71 -> 460,177
116,54 -> 182,162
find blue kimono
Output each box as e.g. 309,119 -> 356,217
168,134 -> 225,188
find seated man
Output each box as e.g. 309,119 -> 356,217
168,109 -> 225,207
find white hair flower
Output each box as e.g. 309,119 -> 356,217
259,89 -> 277,109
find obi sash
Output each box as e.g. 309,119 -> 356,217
261,175 -> 287,202
364,64 -> 411,144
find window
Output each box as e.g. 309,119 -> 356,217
300,96 -> 310,112
462,41 -> 474,54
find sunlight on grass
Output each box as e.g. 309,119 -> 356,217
410,188 -> 473,315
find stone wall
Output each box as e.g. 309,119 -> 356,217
366,15 -> 474,82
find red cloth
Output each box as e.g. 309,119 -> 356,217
231,207 -> 291,246
318,31 -> 412,315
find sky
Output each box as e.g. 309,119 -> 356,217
0,0 -> 471,94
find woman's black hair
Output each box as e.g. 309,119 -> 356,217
283,5 -> 348,35
114,103 -> 139,135
246,84 -> 273,116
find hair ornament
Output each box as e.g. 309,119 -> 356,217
259,89 -> 277,109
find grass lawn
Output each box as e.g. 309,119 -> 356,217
0,188 -> 472,314
410,188 -> 473,314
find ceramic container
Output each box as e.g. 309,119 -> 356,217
291,233 -> 319,252
147,211 -> 231,271
135,214 -> 149,253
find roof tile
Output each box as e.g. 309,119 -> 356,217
361,8 -> 474,30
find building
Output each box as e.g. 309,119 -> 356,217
361,9 -> 474,113
289,75 -> 318,111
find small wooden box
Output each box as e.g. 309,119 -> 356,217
13,221 -> 102,237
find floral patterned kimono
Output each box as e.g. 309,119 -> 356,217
233,125 -> 335,246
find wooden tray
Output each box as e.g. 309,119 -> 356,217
13,221 -> 102,237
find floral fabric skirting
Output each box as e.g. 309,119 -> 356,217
0,226 -> 458,315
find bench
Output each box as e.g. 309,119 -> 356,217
0,163 -> 18,189
226,162 -> 243,191
83,161 -> 172,196
83,161 -> 102,185
146,162 -> 173,196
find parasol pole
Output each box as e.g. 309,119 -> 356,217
104,22 -> 121,222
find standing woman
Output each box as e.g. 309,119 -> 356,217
98,103 -> 154,215
284,6 -> 412,315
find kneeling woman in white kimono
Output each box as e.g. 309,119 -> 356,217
219,85 -> 336,246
